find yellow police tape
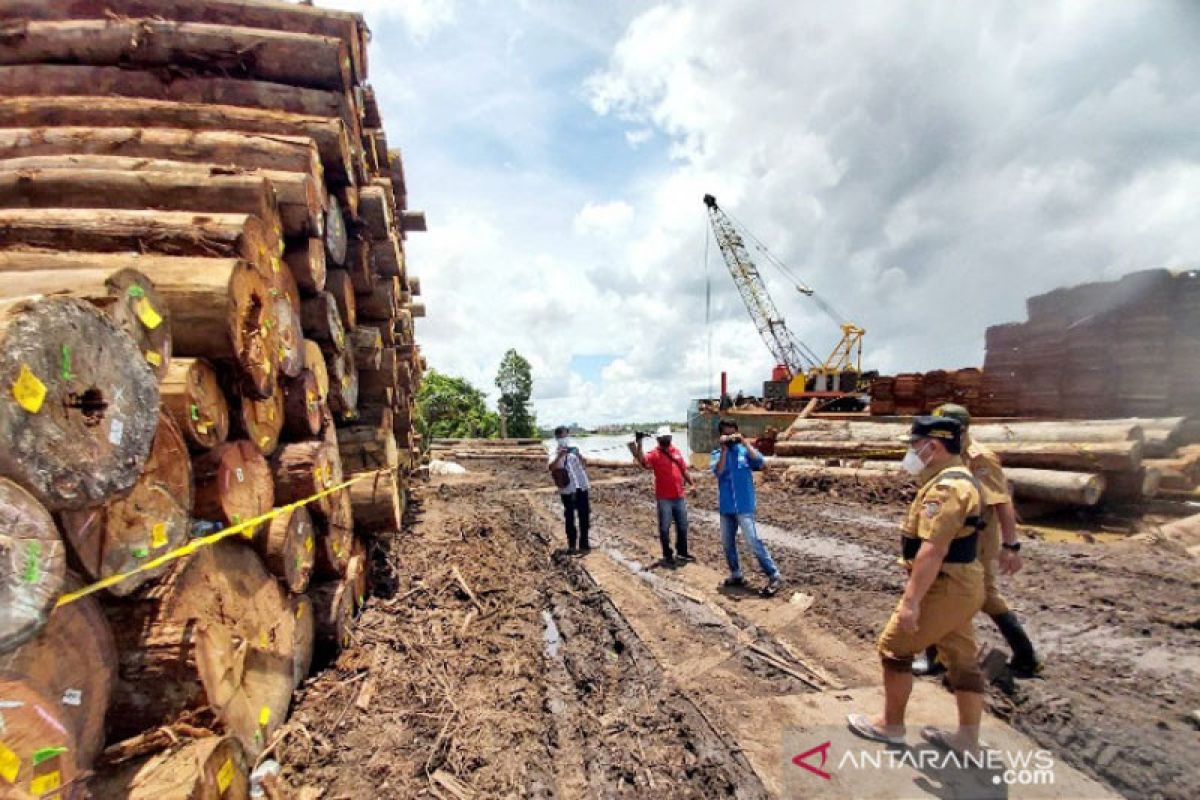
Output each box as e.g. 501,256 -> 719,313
55,470 -> 380,608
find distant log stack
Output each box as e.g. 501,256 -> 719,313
0,1 -> 425,790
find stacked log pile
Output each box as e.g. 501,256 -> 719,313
868,369 -> 985,417
0,1 -> 427,795
776,417 -> 1200,513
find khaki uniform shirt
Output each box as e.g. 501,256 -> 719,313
901,457 -> 985,591
965,438 -> 1010,519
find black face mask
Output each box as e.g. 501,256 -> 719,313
657,438 -> 671,449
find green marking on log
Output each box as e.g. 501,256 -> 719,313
22,541 -> 41,584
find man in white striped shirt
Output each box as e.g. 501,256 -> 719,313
549,425 -> 591,554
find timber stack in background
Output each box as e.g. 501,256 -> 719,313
0,1 -> 427,796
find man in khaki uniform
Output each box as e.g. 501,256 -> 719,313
849,416 -> 986,753
913,404 -> 1040,677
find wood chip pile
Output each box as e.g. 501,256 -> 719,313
0,1 -> 426,795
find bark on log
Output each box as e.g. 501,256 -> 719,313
1004,468 -> 1106,507
59,412 -> 193,596
781,419 -> 1144,445
338,426 -> 399,473
349,326 -> 383,371
192,441 -> 274,527
348,537 -> 369,612
348,469 -> 402,535
304,339 -> 330,401
323,345 -> 359,421
161,358 -> 229,452
345,235 -> 374,293
255,506 -> 315,595
300,292 -> 346,351
0,477 -> 65,652
290,593 -> 315,688
0,296 -> 159,511
0,0 -> 371,85
90,735 -> 251,800
773,439 -> 1144,472
314,489 -> 353,579
0,96 -> 356,186
325,193 -> 349,266
0,260 -> 172,382
270,441 -> 341,519
326,269 -> 357,331
309,579 -> 352,655
287,238 -> 327,297
0,19 -> 352,91
230,386 -> 284,457
104,540 -> 297,757
0,579 -> 116,768
282,370 -> 324,441
0,678 -> 79,797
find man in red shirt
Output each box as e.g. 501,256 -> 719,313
630,426 -> 695,567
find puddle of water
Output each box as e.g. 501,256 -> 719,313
693,510 -> 892,572
542,608 -> 562,660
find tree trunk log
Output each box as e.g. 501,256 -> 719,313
357,184 -> 395,240
0,296 -> 159,511
0,677 -> 80,797
347,537 -> 369,612
325,193 -> 349,266
255,506 -> 315,596
309,579 -> 352,656
781,419 -> 1144,444
230,385 -> 284,457
300,291 -> 346,351
0,96 -> 356,186
1003,468 -> 1106,507
323,345 -> 359,422
287,238 -> 326,297
411,301 -> 427,319
0,259 -> 172,382
345,235 -> 374,293
0,578 -> 116,769
0,18 -> 351,91
313,489 -> 353,579
347,469 -> 402,535
90,735 -> 251,800
271,293 -> 305,381
326,269 -> 358,331
104,540 -> 297,757
349,326 -> 383,371
282,370 -> 324,441
161,358 -> 229,452
338,426 -> 399,473
1103,468 -> 1162,503
270,441 -> 341,518
303,339 -> 330,402
289,593 -> 315,689
192,441 -> 273,527
359,349 -> 399,407
0,477 -> 65,652
355,403 -> 393,431
410,275 -> 422,296
370,233 -> 404,278
773,439 -> 1144,472
0,0 -> 370,84
59,411 -> 193,596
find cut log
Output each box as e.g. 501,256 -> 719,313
0,260 -> 172,382
59,411 -> 193,596
369,234 -> 404,279
345,235 -> 374,293
325,193 -> 349,266
1103,468 -> 1163,504
270,441 -> 341,518
230,386 -> 284,457
338,425 -> 399,474
1004,468 -> 1106,507
256,506 -> 315,595
347,538 -> 369,612
272,293 -> 305,380
355,402 -> 393,431
0,0 -> 371,85
0,96 -> 356,186
0,477 -> 65,652
359,349 -> 400,406
300,291 -> 346,351
323,345 -> 359,421
349,326 -> 383,371
772,439 -> 1144,472
192,441 -> 274,527
90,735 -> 251,800
0,678 -> 79,797
282,370 -> 324,441
310,579 -> 353,655
0,579 -> 116,768
0,19 -> 351,91
290,593 -> 315,688
287,238 -> 327,297
410,275 -> 421,296
314,488 -> 353,579
161,358 -> 229,452
104,540 -> 297,757
0,296 -> 159,511
304,339 -> 330,401
411,301 -> 427,319
326,269 -> 358,331
348,469 -> 403,535
357,184 -> 395,240
781,418 -> 1144,445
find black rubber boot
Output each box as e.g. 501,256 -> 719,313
912,645 -> 946,677
992,611 -> 1041,677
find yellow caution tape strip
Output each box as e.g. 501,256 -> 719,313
55,470 -> 379,608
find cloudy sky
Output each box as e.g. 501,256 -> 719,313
326,0 -> 1199,427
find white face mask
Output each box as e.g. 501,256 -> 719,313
901,444 -> 927,476
556,437 -> 570,448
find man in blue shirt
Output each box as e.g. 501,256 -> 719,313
711,418 -> 783,597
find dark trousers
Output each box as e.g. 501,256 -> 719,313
656,498 -> 689,560
560,489 -> 590,549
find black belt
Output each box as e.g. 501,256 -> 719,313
902,530 -> 979,564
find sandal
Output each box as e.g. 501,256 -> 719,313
759,576 -> 783,597
920,726 -> 990,755
847,713 -> 905,746
722,576 -> 746,588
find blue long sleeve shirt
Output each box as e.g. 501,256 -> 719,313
710,443 -> 764,514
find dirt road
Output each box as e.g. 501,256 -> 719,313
280,461 -> 1198,798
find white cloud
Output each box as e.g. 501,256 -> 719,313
572,200 -> 635,237
319,0 -> 457,42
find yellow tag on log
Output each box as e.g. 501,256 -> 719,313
151,522 -> 168,549
271,256 -> 281,274
258,706 -> 271,727
295,603 -> 304,619
216,757 -> 234,793
259,631 -> 269,649
136,298 -> 163,330
0,741 -> 19,783
29,771 -> 59,796
145,350 -> 163,367
259,435 -> 271,448
304,536 -> 314,552
12,364 -> 47,414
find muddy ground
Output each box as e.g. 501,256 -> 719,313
281,460 -> 1198,799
